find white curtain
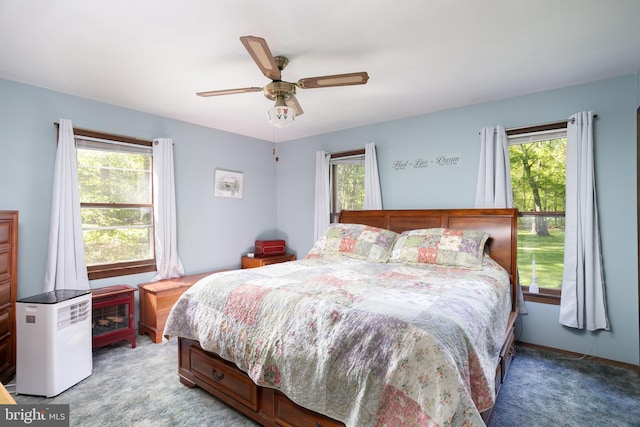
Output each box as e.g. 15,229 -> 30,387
559,112 -> 609,331
475,125 -> 526,314
364,142 -> 382,209
475,126 -> 513,208
313,151 -> 331,242
152,138 -> 185,281
44,119 -> 90,292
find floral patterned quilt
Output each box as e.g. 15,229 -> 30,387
164,254 -> 512,427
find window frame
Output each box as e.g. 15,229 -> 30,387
507,120 -> 568,305
329,149 -> 365,223
72,127 -> 157,280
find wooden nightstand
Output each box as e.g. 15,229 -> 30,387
138,271 -> 219,343
241,253 -> 296,269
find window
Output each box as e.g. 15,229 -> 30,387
330,149 -> 365,223
508,122 -> 567,304
74,128 -> 156,280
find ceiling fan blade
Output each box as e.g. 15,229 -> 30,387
286,96 -> 304,116
240,36 -> 281,81
196,87 -> 263,97
296,72 -> 369,89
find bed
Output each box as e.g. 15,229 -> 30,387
164,208 -> 518,426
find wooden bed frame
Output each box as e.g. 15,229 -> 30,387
177,208 -> 519,426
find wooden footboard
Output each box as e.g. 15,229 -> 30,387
177,310 -> 517,426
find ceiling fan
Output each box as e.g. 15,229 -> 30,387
196,36 -> 370,128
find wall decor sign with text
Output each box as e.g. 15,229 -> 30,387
392,154 -> 461,170
214,169 -> 244,199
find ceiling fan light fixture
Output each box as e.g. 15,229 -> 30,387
267,95 -> 295,128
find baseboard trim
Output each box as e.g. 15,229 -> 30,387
516,341 -> 639,372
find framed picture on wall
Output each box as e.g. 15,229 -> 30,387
214,169 -> 244,199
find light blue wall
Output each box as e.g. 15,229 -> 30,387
277,75 -> 639,366
0,78 -> 279,302
2,74 -> 638,366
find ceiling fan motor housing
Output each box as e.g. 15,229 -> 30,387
264,81 -> 296,101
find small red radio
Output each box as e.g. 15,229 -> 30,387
255,239 -> 286,256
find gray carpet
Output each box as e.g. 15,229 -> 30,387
12,336 -> 259,427
10,335 -> 640,426
489,346 -> 640,427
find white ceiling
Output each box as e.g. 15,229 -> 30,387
1,0 -> 639,142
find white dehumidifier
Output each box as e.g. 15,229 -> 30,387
16,289 -> 93,397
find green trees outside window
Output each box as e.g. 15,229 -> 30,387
76,141 -> 154,268
334,163 -> 364,211
330,151 -> 365,223
510,137 -> 567,290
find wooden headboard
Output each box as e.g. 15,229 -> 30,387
338,208 -> 518,309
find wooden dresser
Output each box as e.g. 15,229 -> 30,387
0,211 -> 18,384
241,253 -> 296,269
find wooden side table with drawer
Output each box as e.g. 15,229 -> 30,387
138,271 -> 218,343
241,253 -> 296,269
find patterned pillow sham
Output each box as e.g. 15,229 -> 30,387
308,223 -> 399,262
389,228 -> 490,269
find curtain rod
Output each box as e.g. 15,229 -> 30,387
479,114 -> 599,135
53,122 -> 153,146
330,149 -> 365,159
507,114 -> 598,133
